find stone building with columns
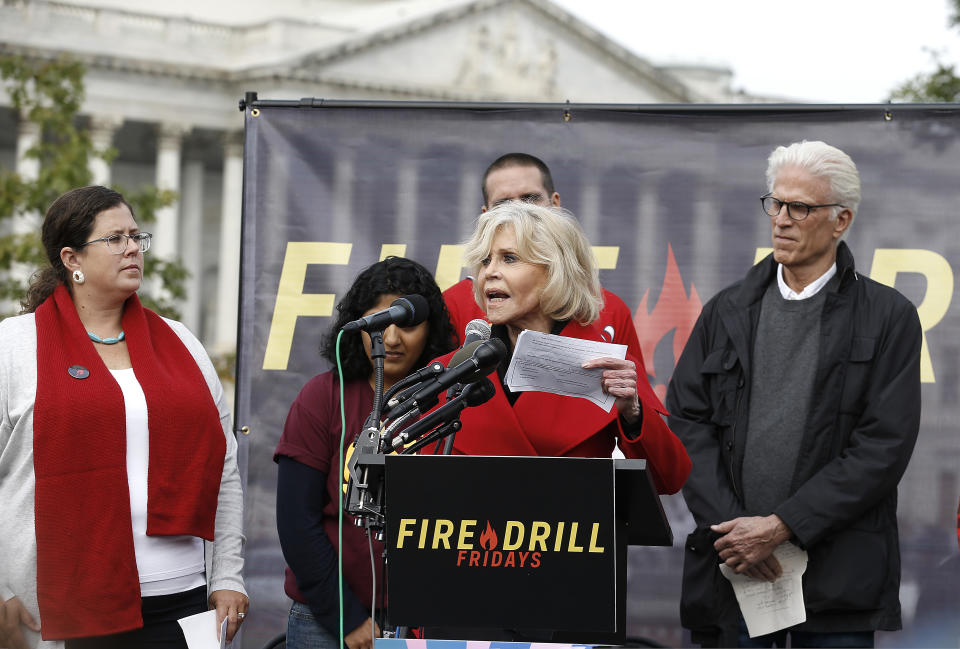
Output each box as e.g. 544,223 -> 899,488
0,0 -> 764,354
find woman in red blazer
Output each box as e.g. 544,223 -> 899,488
436,202 -> 690,495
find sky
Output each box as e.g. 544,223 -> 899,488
58,0 -> 960,103
552,0 -> 960,103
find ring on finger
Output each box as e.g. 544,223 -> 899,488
237,612 -> 246,619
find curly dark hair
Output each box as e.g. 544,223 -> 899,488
322,257 -> 457,381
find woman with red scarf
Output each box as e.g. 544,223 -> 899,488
0,187 -> 247,648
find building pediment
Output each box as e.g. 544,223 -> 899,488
255,0 -> 697,103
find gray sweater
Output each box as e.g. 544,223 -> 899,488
0,312 -> 246,648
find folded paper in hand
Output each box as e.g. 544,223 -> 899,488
719,541 -> 809,638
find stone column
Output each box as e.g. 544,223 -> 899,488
13,114 -> 40,235
214,131 -> 244,353
153,122 -> 187,261
5,115 -> 42,300
179,160 -> 205,334
88,115 -> 122,186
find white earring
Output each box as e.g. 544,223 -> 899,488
72,269 -> 85,284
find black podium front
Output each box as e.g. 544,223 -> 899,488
383,455 -> 671,643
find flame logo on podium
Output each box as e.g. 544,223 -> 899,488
479,521 -> 498,550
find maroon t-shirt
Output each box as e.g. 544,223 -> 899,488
274,372 -> 385,613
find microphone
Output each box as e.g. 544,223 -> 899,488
446,319 -> 491,400
386,322 -> 489,414
392,377 -> 496,451
384,361 -> 446,411
342,295 -> 429,332
389,337 -> 507,419
461,318 -> 491,347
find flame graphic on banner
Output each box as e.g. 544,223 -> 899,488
634,244 -> 702,402
479,521 -> 498,550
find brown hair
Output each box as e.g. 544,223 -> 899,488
481,152 -> 555,207
21,186 -> 132,313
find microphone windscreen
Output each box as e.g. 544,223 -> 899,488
464,319 -> 491,344
449,340 -> 484,367
394,294 -> 429,327
477,337 -> 507,368
464,377 -> 496,406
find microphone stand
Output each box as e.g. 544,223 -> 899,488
401,419 -> 462,455
348,342 -> 498,640
439,384 -> 464,454
344,329 -> 388,523
366,330 -> 386,427
344,329 -> 395,642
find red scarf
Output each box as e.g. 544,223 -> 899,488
33,285 -> 225,639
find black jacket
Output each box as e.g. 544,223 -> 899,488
666,242 -> 921,643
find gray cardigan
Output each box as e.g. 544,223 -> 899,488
0,312 -> 246,648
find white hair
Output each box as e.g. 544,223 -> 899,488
766,140 -> 861,238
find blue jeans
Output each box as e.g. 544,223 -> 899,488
738,617 -> 874,648
286,602 -> 340,649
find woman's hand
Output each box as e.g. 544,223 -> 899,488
0,596 -> 41,649
344,617 -> 381,649
209,589 -> 249,644
581,357 -> 641,423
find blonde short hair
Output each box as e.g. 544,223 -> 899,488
462,202 -> 602,325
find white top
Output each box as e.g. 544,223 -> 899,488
777,262 -> 837,301
111,368 -> 205,596
0,313 -> 246,649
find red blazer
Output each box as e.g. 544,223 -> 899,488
444,278 -> 641,352
431,320 -> 691,495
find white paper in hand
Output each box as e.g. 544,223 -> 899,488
718,541 -> 808,637
504,330 -> 627,410
178,609 -> 228,649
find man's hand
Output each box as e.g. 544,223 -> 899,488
209,589 -> 249,644
743,554 -> 784,582
712,514 -> 792,580
0,596 -> 41,649
344,617 -> 381,649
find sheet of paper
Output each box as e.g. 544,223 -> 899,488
504,330 -> 627,410
718,541 -> 809,638
178,609 -> 228,649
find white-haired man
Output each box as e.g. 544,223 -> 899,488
667,141 -> 922,647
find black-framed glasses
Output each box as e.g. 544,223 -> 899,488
761,194 -> 844,222
79,232 -> 152,254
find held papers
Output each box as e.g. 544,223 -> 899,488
504,330 -> 627,410
178,609 -> 228,649
718,541 -> 809,638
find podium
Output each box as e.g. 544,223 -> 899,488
383,456 -> 672,644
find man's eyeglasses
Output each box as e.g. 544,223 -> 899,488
79,232 -> 153,254
761,194 -> 844,222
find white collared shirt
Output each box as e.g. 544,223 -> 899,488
777,262 -> 837,300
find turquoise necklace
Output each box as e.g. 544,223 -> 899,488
88,330 -> 126,345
